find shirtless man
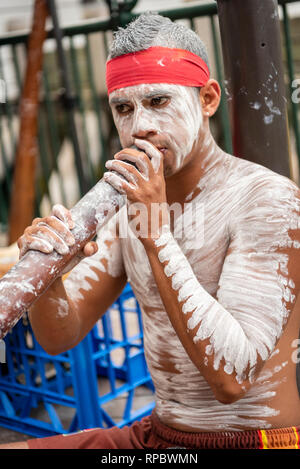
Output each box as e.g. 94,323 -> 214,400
3,13 -> 300,449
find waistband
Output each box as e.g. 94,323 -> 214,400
151,412 -> 300,449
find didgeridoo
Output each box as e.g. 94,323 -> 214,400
0,166 -> 130,339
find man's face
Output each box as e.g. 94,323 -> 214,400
109,83 -> 203,177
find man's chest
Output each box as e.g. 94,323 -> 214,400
120,196 -> 231,301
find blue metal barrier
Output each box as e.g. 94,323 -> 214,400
0,284 -> 155,438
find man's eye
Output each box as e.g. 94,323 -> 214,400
151,96 -> 169,107
116,104 -> 131,114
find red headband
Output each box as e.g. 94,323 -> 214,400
106,46 -> 210,95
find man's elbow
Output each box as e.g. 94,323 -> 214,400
213,382 -> 246,405
43,345 -> 68,356
37,337 -> 77,356
40,343 -> 68,356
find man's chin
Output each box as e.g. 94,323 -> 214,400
163,157 -> 187,178
163,165 -> 177,178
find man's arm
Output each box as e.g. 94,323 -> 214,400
18,205 -> 127,355
141,224 -> 300,404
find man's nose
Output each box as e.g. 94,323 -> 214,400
131,109 -> 157,140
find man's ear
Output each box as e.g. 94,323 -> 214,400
199,79 -> 221,118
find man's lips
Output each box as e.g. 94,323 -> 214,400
130,143 -> 168,158
131,137 -> 169,153
157,147 -> 168,154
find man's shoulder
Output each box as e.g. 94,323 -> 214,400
222,155 -> 300,236
227,154 -> 299,200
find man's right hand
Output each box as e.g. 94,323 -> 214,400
17,204 -> 98,261
18,204 -> 125,355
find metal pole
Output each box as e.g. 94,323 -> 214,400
47,0 -> 89,195
216,0 -> 291,178
282,3 -> 300,169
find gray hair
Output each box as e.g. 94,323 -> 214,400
108,12 -> 210,71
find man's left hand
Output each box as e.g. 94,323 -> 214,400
104,138 -> 168,240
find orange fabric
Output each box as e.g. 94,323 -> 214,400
27,411 -> 300,449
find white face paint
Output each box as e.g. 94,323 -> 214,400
109,83 -> 203,176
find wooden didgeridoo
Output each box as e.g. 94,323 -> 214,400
0,179 -> 125,340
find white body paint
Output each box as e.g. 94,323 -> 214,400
118,154 -> 300,430
64,215 -> 124,303
49,298 -> 69,318
62,81 -> 300,431
62,151 -> 300,430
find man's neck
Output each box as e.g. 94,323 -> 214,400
166,132 -> 224,205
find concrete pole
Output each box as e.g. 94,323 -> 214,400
216,0 -> 291,177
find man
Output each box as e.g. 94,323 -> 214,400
2,12 -> 300,449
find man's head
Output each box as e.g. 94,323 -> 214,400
108,12 -> 210,64
106,13 -> 221,177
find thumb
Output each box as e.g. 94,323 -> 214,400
134,138 -> 163,174
61,241 -> 98,276
83,241 -> 98,257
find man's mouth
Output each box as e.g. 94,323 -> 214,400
157,147 -> 168,154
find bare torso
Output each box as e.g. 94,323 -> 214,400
119,153 -> 300,432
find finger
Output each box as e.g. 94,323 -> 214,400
83,241 -> 98,257
18,234 -> 54,258
31,225 -> 71,255
134,138 -> 163,174
105,160 -> 139,186
52,204 -> 75,229
103,171 -> 136,196
39,216 -> 75,246
114,152 -> 150,180
32,217 -> 42,226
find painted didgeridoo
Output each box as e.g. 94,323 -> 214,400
0,178 -> 125,340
